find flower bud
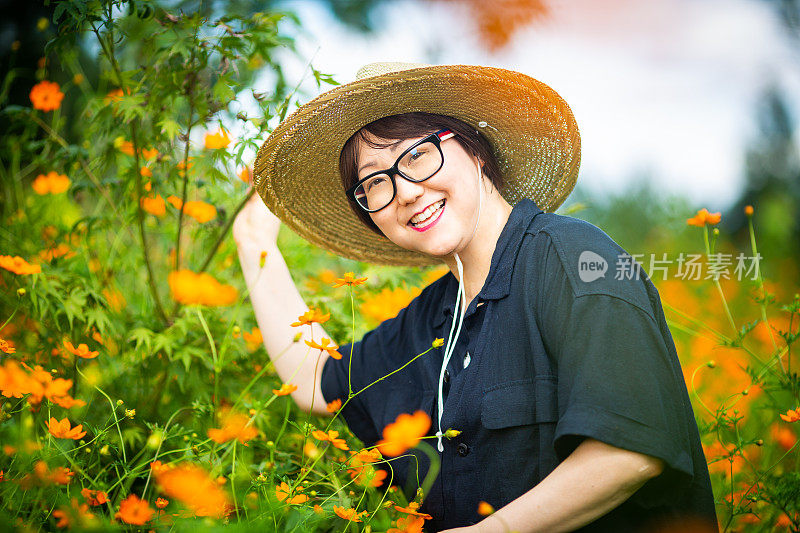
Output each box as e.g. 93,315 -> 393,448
293,332 -> 302,343
443,428 -> 462,439
16,288 -> 26,297
707,360 -> 716,368
259,250 -> 268,268
755,439 -> 763,446
125,408 -> 136,418
116,399 -> 124,406
432,338 -> 444,348
744,205 -> 753,216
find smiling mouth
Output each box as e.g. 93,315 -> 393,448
408,199 -> 445,229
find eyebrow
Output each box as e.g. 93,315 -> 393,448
356,138 -> 408,175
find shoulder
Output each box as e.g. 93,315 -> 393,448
516,212 -> 655,315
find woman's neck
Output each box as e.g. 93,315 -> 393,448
444,187 -> 513,309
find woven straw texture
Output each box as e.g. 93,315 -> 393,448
253,64 -> 580,266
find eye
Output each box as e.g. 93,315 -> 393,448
366,177 -> 385,191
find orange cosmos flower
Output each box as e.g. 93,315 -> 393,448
155,497 -> 169,509
168,269 -> 238,307
686,208 -> 722,227
770,423 -> 797,450
115,494 -> 154,525
51,395 -> 86,409
64,340 -> 99,359
166,195 -> 183,209
376,411 -> 431,457
0,338 -> 15,354
104,88 -> 124,104
744,205 -> 754,216
207,411 -> 258,445
272,383 -> 297,396
312,429 -> 349,451
0,255 -> 41,275
30,80 -> 64,111
290,308 -> 330,327
47,417 -> 87,440
183,200 -> 217,223
388,515 -> 426,533
360,286 -> 422,323
334,505 -> 368,522
326,398 -> 342,413
140,166 -> 152,178
38,243 -> 75,262
348,464 -> 387,487
53,498 -> 94,529
116,139 -> 135,155
140,194 -> 166,217
32,171 -> 71,194
142,147 -> 159,160
352,448 -> 382,463
242,327 -> 263,351
239,166 -> 252,183
275,481 -> 309,504
332,272 -> 368,287
477,501 -> 495,515
204,128 -> 231,149
153,463 -> 231,518
394,501 -> 433,519
81,488 -> 109,506
780,408 -> 800,423
305,337 -> 342,359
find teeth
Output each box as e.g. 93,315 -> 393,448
410,200 -> 444,226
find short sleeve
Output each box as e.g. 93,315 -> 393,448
321,339 -> 381,448
532,231 -> 695,508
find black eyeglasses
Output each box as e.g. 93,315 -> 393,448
346,129 -> 456,213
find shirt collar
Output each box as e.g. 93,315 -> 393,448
434,198 -> 544,328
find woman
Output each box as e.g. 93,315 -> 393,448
232,63 -> 718,532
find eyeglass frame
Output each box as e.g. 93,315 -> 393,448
345,129 -> 456,213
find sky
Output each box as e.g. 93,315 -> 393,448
267,0 -> 800,210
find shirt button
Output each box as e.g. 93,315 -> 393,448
444,369 -> 450,383
457,442 -> 470,457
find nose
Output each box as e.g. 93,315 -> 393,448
393,174 -> 425,206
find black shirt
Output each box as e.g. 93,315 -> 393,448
321,198 -> 718,532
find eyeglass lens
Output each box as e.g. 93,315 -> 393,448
353,140 -> 443,211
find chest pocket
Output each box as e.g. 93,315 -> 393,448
481,376 -> 559,428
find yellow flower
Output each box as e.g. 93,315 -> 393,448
204,128 -> 231,149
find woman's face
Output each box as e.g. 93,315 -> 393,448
356,132 -> 486,259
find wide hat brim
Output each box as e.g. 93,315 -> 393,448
253,64 -> 580,266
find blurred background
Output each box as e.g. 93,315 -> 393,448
2,0 -> 799,267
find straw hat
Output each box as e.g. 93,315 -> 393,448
252,62 -> 580,266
